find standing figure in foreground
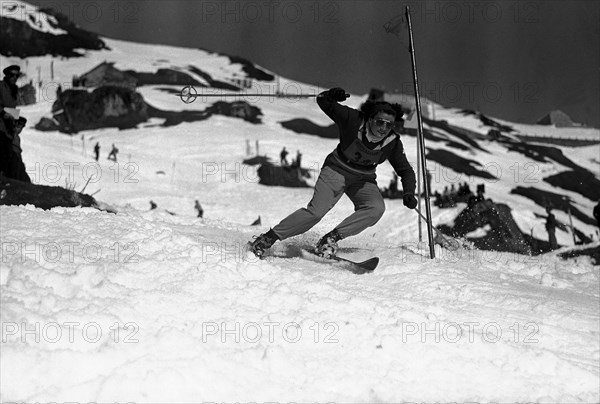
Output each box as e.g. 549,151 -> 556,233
0,65 -> 30,182
249,87 -> 417,258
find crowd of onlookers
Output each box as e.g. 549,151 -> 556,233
380,169 -> 600,250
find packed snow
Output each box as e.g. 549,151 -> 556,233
1,7 -> 599,401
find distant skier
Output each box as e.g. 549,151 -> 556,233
195,200 -> 204,218
107,143 -> 119,162
93,142 -> 100,161
545,207 -> 558,249
249,87 -> 417,258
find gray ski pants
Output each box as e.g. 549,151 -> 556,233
272,158 -> 385,240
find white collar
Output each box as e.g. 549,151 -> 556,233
359,121 -> 398,148
365,121 -> 393,143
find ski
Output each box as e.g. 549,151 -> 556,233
299,249 -> 379,274
248,242 -> 379,274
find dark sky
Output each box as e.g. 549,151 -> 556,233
31,0 -> 600,127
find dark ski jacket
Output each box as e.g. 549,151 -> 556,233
317,90 -> 416,195
0,78 -> 18,134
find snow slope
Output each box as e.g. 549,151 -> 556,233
2,204 -> 599,402
1,3 -> 600,401
1,0 -> 66,35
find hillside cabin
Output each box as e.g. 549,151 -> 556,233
73,62 -> 137,90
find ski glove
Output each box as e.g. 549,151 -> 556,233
403,194 -> 418,209
327,87 -> 349,102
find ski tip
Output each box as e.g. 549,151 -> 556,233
348,257 -> 379,274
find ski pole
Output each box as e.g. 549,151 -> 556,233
178,85 -> 349,103
414,209 -> 460,250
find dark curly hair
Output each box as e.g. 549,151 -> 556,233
360,100 -> 405,122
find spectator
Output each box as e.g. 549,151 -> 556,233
0,65 -> 30,182
476,183 -> 485,202
94,142 -> 100,161
426,170 -> 432,194
195,200 -> 204,218
107,143 -> 119,162
389,172 -> 398,196
280,147 -> 289,166
545,207 -> 558,250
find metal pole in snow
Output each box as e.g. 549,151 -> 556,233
417,140 -> 422,242
406,5 -> 435,259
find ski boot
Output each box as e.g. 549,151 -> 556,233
314,229 -> 342,259
248,229 -> 279,258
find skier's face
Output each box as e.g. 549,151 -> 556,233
4,70 -> 19,84
368,112 -> 396,139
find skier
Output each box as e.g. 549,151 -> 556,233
93,142 -> 100,161
249,87 -> 417,258
107,143 -> 119,162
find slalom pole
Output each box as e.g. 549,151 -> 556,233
406,5 -> 435,259
416,140 -> 422,242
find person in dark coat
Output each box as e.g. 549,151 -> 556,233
280,147 -> 289,166
0,65 -> 30,182
195,200 -> 204,218
94,142 -> 100,161
593,201 -> 600,231
249,87 -> 417,258
545,207 -> 558,249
